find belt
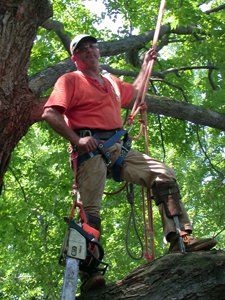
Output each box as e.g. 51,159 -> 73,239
76,128 -> 122,140
76,129 -> 128,167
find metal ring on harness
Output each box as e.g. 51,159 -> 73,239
75,129 -> 132,182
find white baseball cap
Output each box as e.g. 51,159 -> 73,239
70,34 -> 97,54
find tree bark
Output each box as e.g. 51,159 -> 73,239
0,0 -> 52,190
78,250 -> 225,300
144,95 -> 225,131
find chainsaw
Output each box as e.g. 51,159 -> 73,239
59,202 -> 108,300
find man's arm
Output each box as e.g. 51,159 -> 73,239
42,107 -> 98,153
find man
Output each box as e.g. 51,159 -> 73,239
42,34 -> 216,291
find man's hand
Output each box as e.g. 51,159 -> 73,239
77,136 -> 98,153
144,47 -> 157,65
131,47 -> 158,102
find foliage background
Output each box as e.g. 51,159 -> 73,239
0,0 -> 225,298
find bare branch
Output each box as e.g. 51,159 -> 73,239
8,166 -> 28,202
205,4 -> 225,14
208,68 -> 218,90
160,65 -> 219,76
42,19 -> 71,54
153,78 -> 189,103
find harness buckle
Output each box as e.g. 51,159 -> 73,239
79,129 -> 92,137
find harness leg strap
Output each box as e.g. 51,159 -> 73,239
152,181 -> 182,218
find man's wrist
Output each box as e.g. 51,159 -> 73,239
71,133 -> 80,146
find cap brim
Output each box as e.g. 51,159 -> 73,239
70,35 -> 97,54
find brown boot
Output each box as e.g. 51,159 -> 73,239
80,271 -> 106,293
169,234 -> 217,252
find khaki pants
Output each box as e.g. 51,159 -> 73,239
77,143 -> 192,238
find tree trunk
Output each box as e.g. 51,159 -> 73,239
0,0 -> 52,190
78,250 -> 225,300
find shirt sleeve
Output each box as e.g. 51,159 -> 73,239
44,74 -> 75,112
110,75 -> 134,107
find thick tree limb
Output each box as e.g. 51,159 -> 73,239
31,93 -> 225,131
77,251 -> 225,300
40,22 -> 201,56
143,95 -> 225,131
29,58 -> 74,96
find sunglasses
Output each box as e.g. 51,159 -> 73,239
75,43 -> 99,53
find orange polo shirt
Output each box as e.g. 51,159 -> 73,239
44,71 -> 133,130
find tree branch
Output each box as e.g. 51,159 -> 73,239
205,4 -> 225,14
40,21 -> 202,56
143,94 -> 225,131
31,93 -> 225,131
77,251 -> 225,300
160,65 -> 219,77
29,61 -> 219,96
42,19 -> 71,54
29,58 -> 75,96
208,68 -> 218,90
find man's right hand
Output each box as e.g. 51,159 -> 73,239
77,136 -> 98,153
42,107 -> 99,153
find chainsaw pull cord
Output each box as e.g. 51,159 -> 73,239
125,183 -> 144,260
127,0 -> 167,261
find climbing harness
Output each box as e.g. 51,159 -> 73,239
74,128 -> 132,182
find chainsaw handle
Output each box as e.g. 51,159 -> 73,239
70,201 -> 87,223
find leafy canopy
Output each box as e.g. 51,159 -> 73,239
1,0 -> 225,298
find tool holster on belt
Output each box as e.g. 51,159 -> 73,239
152,181 -> 182,218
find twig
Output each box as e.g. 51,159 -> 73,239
8,166 -> 28,202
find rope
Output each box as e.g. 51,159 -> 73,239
125,183 -> 144,260
128,0 -> 167,125
126,0 -> 167,261
104,182 -> 127,196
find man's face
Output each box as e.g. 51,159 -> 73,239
73,41 -> 100,69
